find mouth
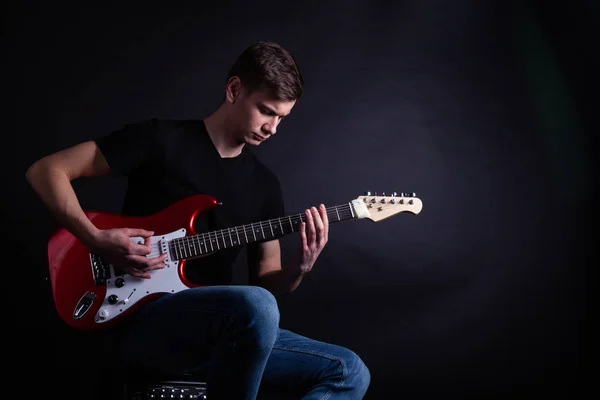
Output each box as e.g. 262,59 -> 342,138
253,133 -> 267,141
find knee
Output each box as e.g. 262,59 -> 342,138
342,349 -> 371,396
233,286 -> 280,343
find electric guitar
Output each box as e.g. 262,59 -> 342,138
47,192 -> 423,331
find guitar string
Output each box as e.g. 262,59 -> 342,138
140,199 -> 414,259
165,204 -> 357,259
137,204 -> 354,255
178,203 -> 354,243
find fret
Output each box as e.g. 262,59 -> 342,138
220,230 -> 226,249
208,231 -> 221,250
278,218 -> 283,234
269,220 -> 274,237
260,222 -> 265,239
183,240 -> 189,258
228,229 -> 233,246
210,232 -> 216,251
243,224 -> 248,244
349,202 -> 355,218
235,227 -> 241,245
288,216 -> 293,231
173,242 -> 180,260
335,206 -> 340,221
176,240 -> 181,258
251,223 -> 256,241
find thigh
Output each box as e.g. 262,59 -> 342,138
113,285 -> 261,373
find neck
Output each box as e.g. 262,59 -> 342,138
169,202 -> 359,261
203,105 -> 244,158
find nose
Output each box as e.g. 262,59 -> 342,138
262,118 -> 279,136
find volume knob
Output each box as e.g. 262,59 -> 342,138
108,294 -> 119,305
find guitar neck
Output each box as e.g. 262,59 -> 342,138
169,202 -> 357,260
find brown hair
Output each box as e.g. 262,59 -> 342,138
227,41 -> 304,101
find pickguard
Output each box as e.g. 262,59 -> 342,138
93,228 -> 187,324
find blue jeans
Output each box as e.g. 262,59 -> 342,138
114,285 -> 370,399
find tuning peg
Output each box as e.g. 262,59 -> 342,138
392,192 -> 397,197
364,191 -> 371,196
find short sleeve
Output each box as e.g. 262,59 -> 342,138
95,118 -> 159,176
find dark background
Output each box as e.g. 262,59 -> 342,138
1,0 -> 594,398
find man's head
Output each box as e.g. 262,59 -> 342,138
227,41 -> 304,102
223,41 -> 303,146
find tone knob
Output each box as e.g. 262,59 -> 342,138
115,278 -> 125,288
108,294 -> 119,305
97,309 -> 109,320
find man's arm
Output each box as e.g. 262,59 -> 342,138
25,140 -> 111,246
248,205 -> 329,296
26,140 -> 165,277
248,240 -> 304,296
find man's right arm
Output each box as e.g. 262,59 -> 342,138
25,140 -> 110,247
26,139 -> 166,278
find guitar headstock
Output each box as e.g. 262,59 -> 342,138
351,192 -> 423,222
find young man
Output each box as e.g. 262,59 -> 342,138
26,41 -> 370,399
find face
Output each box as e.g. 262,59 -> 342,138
225,77 -> 296,146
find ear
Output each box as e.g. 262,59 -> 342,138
225,76 -> 242,104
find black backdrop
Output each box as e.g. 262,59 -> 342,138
2,0 -> 594,398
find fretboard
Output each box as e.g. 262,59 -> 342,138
169,202 -> 357,261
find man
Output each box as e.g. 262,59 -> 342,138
26,41 -> 370,399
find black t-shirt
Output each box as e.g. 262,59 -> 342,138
95,118 -> 285,285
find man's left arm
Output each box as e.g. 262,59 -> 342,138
247,204 -> 329,296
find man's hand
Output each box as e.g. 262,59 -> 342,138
293,204 -> 329,275
87,228 -> 167,279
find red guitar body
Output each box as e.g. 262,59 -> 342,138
47,194 -> 218,331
